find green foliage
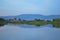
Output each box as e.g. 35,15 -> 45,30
0,18 -> 7,24
0,18 -> 7,26
0,17 -> 60,28
34,19 -> 41,21
0,18 -> 6,21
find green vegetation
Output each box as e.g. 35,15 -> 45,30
0,18 -> 7,26
0,18 -> 60,28
23,20 -> 47,26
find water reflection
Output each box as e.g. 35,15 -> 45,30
15,24 -> 53,28
0,23 -> 60,28
13,23 -> 60,28
0,24 -> 60,40
0,24 -> 5,27
53,23 -> 60,28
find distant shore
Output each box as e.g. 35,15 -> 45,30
0,18 -> 60,28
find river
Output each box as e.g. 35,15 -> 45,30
0,24 -> 60,40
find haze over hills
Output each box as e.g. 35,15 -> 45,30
0,14 -> 60,20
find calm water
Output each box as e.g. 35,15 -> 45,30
0,24 -> 60,40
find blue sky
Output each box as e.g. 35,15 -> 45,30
0,0 -> 60,16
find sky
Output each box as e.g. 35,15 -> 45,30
0,0 -> 60,16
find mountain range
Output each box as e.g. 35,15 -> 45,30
0,14 -> 60,20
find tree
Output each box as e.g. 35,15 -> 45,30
0,18 -> 6,21
18,18 -> 21,21
0,18 -> 6,26
14,18 -> 16,20
23,19 -> 26,21
34,18 -> 40,21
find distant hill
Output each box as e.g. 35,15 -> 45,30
0,14 -> 60,20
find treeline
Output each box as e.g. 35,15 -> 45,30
0,18 -> 60,26
0,18 -> 50,26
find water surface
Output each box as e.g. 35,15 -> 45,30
0,24 -> 60,40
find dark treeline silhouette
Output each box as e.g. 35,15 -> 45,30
0,18 -> 7,26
